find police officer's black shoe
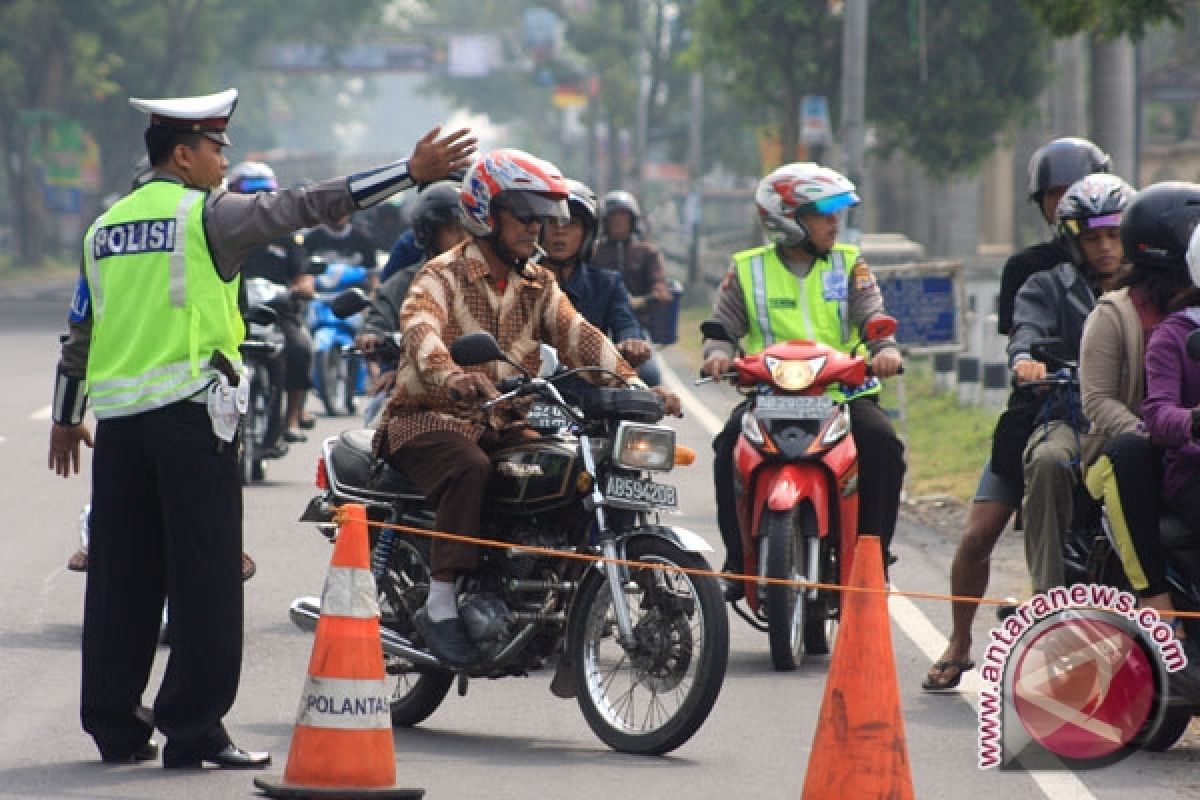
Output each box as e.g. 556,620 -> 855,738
164,743 -> 271,769
413,608 -> 479,668
101,740 -> 158,764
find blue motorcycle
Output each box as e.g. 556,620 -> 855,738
309,262 -> 373,417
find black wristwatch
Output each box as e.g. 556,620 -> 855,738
1191,409 -> 1200,440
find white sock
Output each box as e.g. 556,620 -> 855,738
425,579 -> 459,622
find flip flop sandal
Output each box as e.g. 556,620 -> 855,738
922,659 -> 975,691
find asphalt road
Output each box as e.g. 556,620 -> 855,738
2,282 -> 1199,799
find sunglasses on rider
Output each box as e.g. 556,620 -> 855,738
494,192 -> 570,226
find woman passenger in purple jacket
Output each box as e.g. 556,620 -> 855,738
1143,302 -> 1200,519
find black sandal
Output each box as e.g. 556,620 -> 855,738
922,659 -> 975,691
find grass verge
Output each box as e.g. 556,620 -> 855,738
672,300 -> 995,503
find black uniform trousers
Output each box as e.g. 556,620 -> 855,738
713,395 -> 906,571
82,400 -> 242,763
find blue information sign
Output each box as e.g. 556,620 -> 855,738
876,270 -> 960,351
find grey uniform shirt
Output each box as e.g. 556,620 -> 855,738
702,246 -> 898,360
59,172 -> 358,377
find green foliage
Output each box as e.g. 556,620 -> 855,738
1020,0 -> 1184,39
866,1 -> 1050,177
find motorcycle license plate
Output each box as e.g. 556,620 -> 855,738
528,401 -> 571,430
755,395 -> 834,419
604,475 -> 678,509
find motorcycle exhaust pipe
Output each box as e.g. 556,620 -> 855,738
288,596 -> 442,668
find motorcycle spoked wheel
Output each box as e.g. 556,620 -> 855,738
315,348 -> 348,418
571,536 -> 729,755
762,505 -> 811,671
374,532 -> 453,726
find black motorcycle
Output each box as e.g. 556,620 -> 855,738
238,301 -> 285,485
293,329 -> 728,755
1031,337 -> 1197,752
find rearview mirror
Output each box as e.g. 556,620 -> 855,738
863,315 -> 897,341
450,332 -> 506,367
700,319 -> 734,343
331,287 -> 370,319
243,304 -> 278,327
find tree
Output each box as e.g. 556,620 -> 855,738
691,1 -> 840,168
1020,0 -> 1184,39
0,0 -> 390,266
866,1 -> 1050,177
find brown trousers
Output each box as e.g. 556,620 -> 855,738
385,430 -> 494,581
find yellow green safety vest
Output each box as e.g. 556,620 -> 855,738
734,242 -> 879,401
83,180 -> 244,419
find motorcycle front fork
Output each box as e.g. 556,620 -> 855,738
580,434 -> 639,650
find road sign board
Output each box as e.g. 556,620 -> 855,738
873,261 -> 964,353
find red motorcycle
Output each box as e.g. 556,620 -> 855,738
700,316 -> 898,670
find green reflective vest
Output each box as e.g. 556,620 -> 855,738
734,242 -> 878,401
83,181 -> 244,419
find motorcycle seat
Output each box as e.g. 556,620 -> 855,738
329,429 -> 423,498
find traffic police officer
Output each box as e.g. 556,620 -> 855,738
702,162 -> 906,596
46,88 -> 474,769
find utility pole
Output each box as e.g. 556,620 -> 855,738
839,0 -> 867,230
684,70 -> 706,304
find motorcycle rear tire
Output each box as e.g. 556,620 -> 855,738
1136,705 -> 1192,751
763,505 -> 811,671
374,533 -> 454,727
571,536 -> 728,755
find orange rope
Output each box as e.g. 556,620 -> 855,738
331,508 -> 1200,619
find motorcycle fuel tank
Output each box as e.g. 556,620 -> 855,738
489,440 -> 581,512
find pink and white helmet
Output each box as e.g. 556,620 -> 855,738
755,162 -> 859,246
459,148 -> 570,237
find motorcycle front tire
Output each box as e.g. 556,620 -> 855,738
570,536 -> 728,755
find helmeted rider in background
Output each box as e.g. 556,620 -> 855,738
1082,181 -> 1200,698
702,162 -> 905,596
924,135 -> 1111,692
541,179 -> 649,403
591,189 -> 667,386
229,161 -> 315,453
1009,173 -> 1135,594
372,149 -> 681,668
356,179 -> 469,426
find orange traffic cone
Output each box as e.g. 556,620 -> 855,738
255,503 -> 424,799
800,535 -> 914,800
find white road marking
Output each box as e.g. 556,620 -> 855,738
660,356 -> 1097,799
30,405 -> 51,421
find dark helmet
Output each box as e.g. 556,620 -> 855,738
1119,181 -> 1200,274
412,180 -> 462,251
1055,174 -> 1135,268
564,179 -> 599,260
1027,137 -> 1111,204
601,189 -> 641,234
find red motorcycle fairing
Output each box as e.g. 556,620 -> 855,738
734,435 -> 859,610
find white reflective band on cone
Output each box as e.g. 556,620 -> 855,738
295,676 -> 392,730
321,566 -> 380,619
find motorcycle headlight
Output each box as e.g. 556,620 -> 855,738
765,355 -> 826,391
612,422 -> 676,472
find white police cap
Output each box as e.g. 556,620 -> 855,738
129,88 -> 238,146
